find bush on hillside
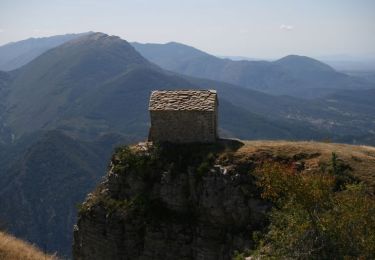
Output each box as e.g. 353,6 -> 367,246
251,160 -> 375,259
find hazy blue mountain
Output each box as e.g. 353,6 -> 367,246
2,32 -> 375,144
218,55 -> 263,61
343,70 -> 375,84
1,34 -> 373,99
184,75 -> 375,139
2,34 -> 372,99
320,57 -> 375,71
0,130 -> 129,257
132,42 -> 375,98
1,32 -> 375,258
0,33 -> 90,71
0,71 -> 13,144
4,32 -> 153,139
0,71 -> 11,107
3,32 -> 330,142
0,33 -> 330,257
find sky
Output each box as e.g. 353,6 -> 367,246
0,0 -> 374,59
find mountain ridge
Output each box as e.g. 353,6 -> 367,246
2,33 -> 373,99
0,32 -> 90,71
2,32 -> 335,142
0,32 -> 375,258
132,41 -> 375,98
1,32 -> 375,143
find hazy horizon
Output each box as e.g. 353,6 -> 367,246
1,0 -> 375,60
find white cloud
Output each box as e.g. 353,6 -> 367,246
0,29 -> 4,33
280,24 -> 294,31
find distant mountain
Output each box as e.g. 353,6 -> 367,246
3,32 -> 153,139
217,55 -> 262,61
0,130 -> 128,257
320,58 -> 375,71
0,71 -> 12,144
2,34 -> 373,98
132,42 -> 375,98
3,32 -> 329,142
0,33 -> 374,143
0,33 -> 89,71
343,70 -> 375,84
184,75 -> 375,139
0,71 -> 11,107
274,54 -> 335,74
0,34 -> 331,257
1,32 -> 375,258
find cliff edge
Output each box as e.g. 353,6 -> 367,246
73,140 -> 375,259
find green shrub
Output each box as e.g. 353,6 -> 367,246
252,162 -> 375,259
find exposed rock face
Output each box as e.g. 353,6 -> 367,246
73,141 -> 269,259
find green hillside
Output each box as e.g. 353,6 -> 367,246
0,130 -> 128,257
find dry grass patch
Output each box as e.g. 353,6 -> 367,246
0,231 -> 58,260
234,141 -> 375,189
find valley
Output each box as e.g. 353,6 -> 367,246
0,32 -> 374,257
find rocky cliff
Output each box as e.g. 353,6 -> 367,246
73,140 -> 270,259
73,140 -> 375,259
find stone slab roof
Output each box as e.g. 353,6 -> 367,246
149,90 -> 217,111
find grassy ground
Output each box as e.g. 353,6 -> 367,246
0,231 -> 57,260
232,140 -> 375,189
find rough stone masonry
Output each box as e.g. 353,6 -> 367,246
148,90 -> 218,143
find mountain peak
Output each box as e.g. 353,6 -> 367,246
164,41 -> 190,47
31,31 -> 149,69
63,32 -> 127,48
79,31 -> 107,40
5,32 -> 153,137
274,54 -> 335,72
279,54 -> 309,60
276,54 -> 322,63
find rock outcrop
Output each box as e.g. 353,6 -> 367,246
73,140 -> 375,259
73,140 -> 269,259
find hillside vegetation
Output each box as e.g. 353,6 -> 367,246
0,231 -> 57,260
237,140 -> 375,188
73,140 -> 375,259
227,141 -> 375,259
